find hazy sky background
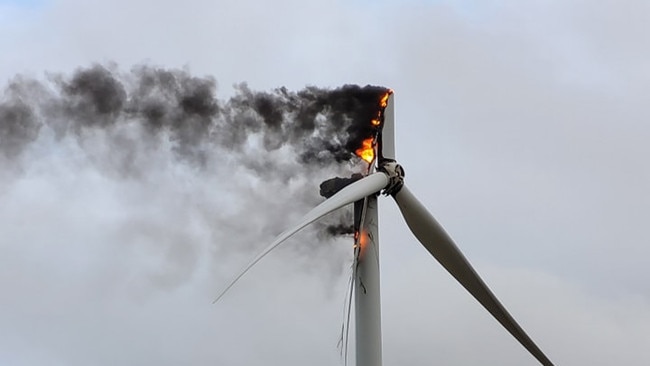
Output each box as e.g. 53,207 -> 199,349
1,0 -> 649,365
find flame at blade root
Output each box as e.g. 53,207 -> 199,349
355,138 -> 375,163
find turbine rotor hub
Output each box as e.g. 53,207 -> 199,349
379,159 -> 404,196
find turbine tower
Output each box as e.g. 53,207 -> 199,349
216,91 -> 554,366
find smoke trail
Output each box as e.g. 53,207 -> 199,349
1,64 -> 388,167
0,63 -> 389,288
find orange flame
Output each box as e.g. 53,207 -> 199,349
355,138 -> 375,163
354,90 -> 392,164
380,91 -> 391,108
357,229 -> 369,253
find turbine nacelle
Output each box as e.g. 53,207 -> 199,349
378,159 -> 404,196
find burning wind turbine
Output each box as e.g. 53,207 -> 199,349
215,89 -> 555,366
0,64 -> 553,365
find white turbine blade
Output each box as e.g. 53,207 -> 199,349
393,185 -> 554,366
214,172 -> 389,303
379,93 -> 395,161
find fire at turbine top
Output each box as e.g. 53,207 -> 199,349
0,64 -> 392,172
354,89 -> 393,164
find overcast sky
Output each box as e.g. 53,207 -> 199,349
1,0 -> 650,365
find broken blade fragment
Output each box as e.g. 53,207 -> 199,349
319,173 -> 364,198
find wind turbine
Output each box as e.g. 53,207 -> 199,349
215,91 -> 554,366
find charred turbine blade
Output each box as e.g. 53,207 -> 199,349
319,173 -> 364,198
392,185 -> 554,366
213,172 -> 389,303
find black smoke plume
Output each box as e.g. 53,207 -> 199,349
0,64 -> 389,245
0,64 -> 388,168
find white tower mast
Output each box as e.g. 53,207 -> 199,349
355,195 -> 381,366
354,94 -> 394,366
